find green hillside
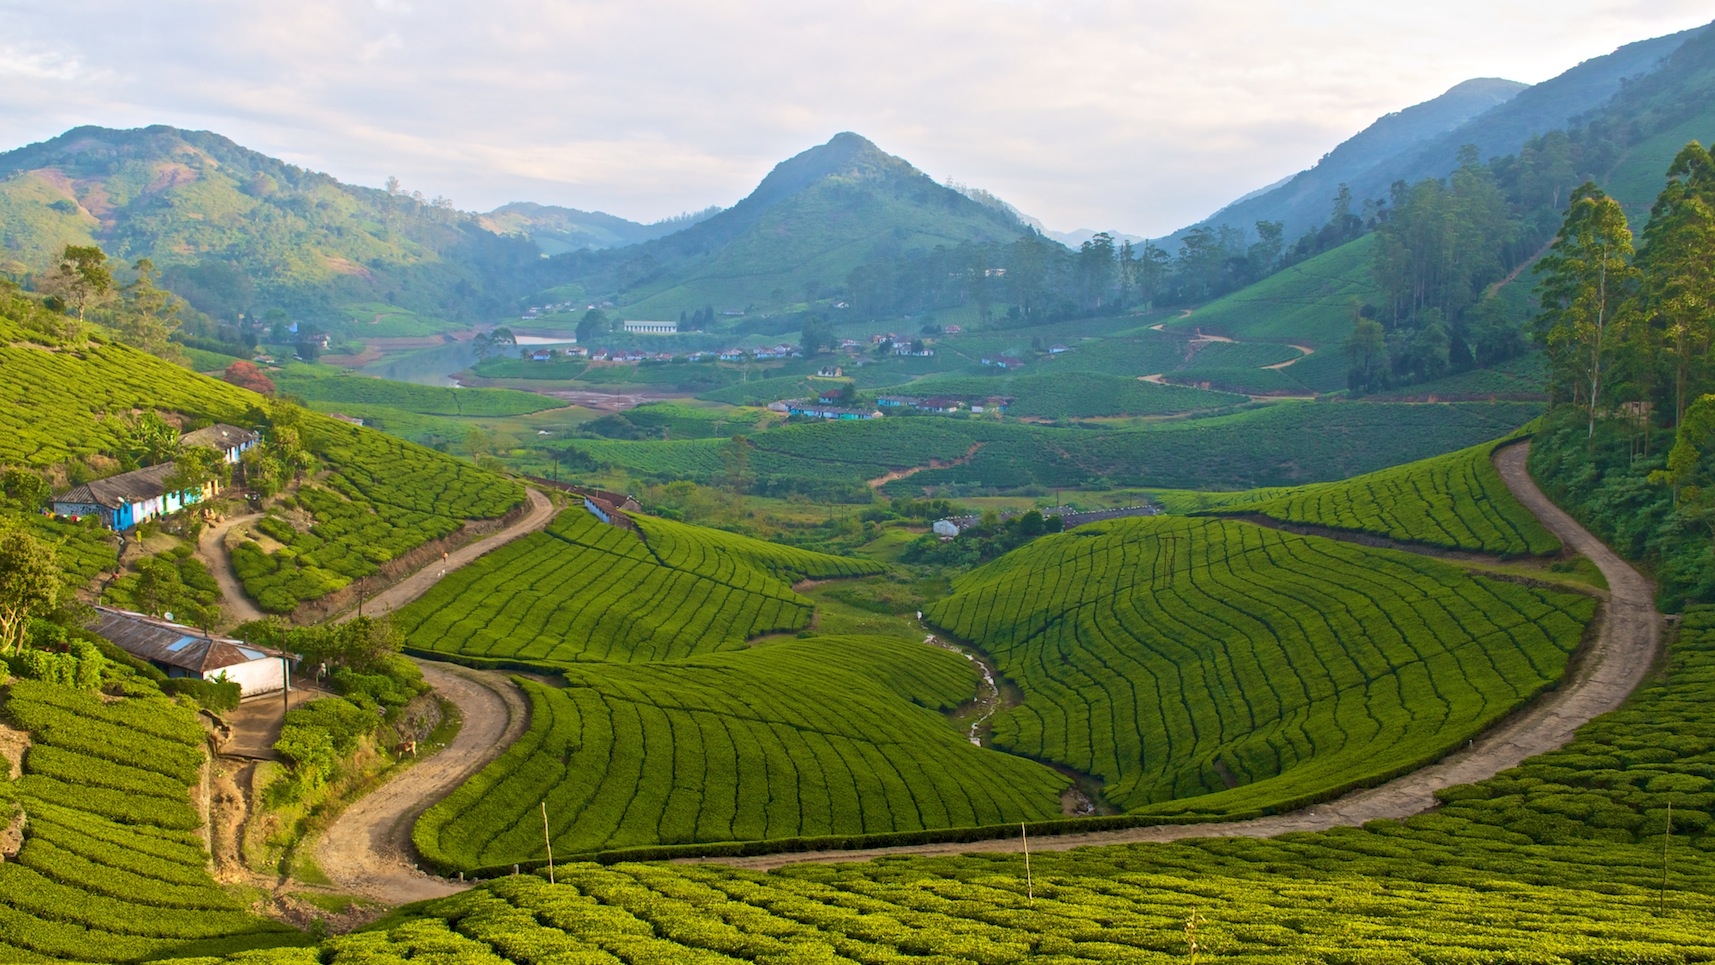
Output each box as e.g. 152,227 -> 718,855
542,133 -> 1029,318
416,635 -> 1068,867
158,607 -> 1715,965
926,516 -> 1592,815
1163,236 -> 1379,362
0,126 -> 540,331
1219,436 -> 1561,555
394,509 -> 882,665
0,673 -> 300,962
563,400 -> 1542,496
0,294 -> 523,613
271,362 -> 561,417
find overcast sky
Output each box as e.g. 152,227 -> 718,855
0,2 -> 1709,237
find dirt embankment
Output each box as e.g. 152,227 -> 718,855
867,443 -> 983,489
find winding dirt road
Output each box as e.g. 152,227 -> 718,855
314,661 -> 529,903
704,441 -> 1661,869
199,513 -> 266,625
304,487 -> 553,902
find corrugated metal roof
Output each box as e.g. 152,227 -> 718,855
56,463 -> 181,510
88,606 -> 286,675
179,423 -> 259,450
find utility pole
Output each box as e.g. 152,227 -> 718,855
1021,822 -> 1033,905
542,801 -> 556,885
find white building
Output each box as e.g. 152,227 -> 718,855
88,606 -> 293,697
622,320 -> 679,335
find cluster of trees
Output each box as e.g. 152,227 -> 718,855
26,245 -> 189,359
902,509 -> 1065,567
1525,143 -> 1715,605
1534,143 -> 1715,442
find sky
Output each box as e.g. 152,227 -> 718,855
0,1 -> 1710,238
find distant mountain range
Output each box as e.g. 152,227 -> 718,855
1182,23 -> 1711,243
0,18 -> 1708,338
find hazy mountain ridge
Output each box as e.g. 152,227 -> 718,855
479,201 -> 722,255
1187,24 -> 1709,242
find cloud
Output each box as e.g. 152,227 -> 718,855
0,0 -> 1708,235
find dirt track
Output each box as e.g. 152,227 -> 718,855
314,661 -> 528,903
304,487 -> 553,901
704,441 -> 1661,870
199,512 -> 265,626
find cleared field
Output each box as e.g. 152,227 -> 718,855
0,679 -> 298,962
272,363 -> 561,417
415,635 -> 1068,867
1222,437 -> 1561,555
926,516 -> 1594,816
394,509 -> 883,664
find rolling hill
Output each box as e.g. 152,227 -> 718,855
0,125 -> 543,331
537,132 -> 1033,319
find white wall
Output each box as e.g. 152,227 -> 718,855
210,658 -> 287,697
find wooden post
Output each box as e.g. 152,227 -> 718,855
281,656 -> 290,715
542,801 -> 556,885
1021,822 -> 1033,905
1661,799 -> 1672,915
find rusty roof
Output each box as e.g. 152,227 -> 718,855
88,606 -> 285,675
179,423 -> 259,450
55,463 -> 182,510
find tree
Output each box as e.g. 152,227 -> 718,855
114,258 -> 184,359
1651,393 -> 1715,508
42,244 -> 111,336
1636,142 -> 1715,427
0,468 -> 50,512
165,445 -> 230,496
223,360 -> 276,396
117,412 -> 182,468
576,309 -> 608,345
1344,314 -> 1388,395
0,523 -> 61,655
1534,183 -> 1639,439
800,316 -> 836,355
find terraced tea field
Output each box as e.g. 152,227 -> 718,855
926,516 -> 1594,816
414,636 -> 1068,867
394,509 -> 882,664
233,420 -> 524,612
0,679 -> 298,962
1222,438 -> 1561,556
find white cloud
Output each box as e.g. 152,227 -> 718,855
0,0 -> 1707,235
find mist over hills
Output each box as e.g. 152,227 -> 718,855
1182,23 -> 1710,243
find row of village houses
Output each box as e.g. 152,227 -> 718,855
775,391 -> 1016,421
50,424 -> 260,531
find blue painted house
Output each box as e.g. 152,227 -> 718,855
52,463 -> 213,531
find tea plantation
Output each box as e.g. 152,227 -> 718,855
926,516 -> 1594,816
231,420 -> 523,613
566,400 -> 1544,494
146,606 -> 1715,965
1219,437 -> 1561,556
0,315 -> 524,613
415,635 -> 1069,867
394,509 -> 882,665
0,677 -> 299,962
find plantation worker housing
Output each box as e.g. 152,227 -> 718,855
50,424 -> 259,530
88,605 -> 292,696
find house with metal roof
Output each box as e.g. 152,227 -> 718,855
178,424 -> 260,463
88,606 -> 292,696
51,463 -> 214,531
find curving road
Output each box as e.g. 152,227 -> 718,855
314,661 -> 528,903
199,512 -> 266,625
301,487 -> 553,902
704,441 -> 1661,870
